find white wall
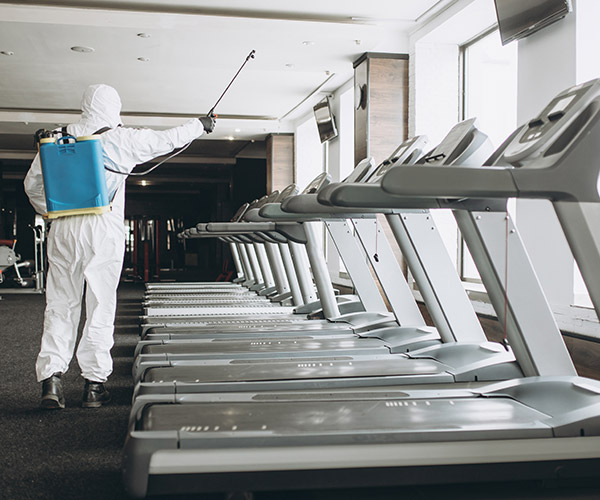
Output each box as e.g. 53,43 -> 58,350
410,41 -> 459,147
294,115 -> 324,192
324,78 -> 354,183
576,0 -> 600,83
515,3 -> 578,308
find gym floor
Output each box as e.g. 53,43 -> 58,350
1,283 -> 599,500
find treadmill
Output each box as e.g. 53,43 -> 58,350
123,80 -> 600,498
136,161 -> 429,347
138,140 -> 471,346
144,196 -> 296,309
138,170 -> 408,338
145,194 -> 294,298
131,127 -> 527,386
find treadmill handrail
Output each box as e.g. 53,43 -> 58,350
281,193 -> 385,215
380,164 -> 519,201
206,222 -> 277,233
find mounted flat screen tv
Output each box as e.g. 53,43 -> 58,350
313,97 -> 338,143
494,0 -> 572,46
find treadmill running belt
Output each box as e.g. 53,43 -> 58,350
143,357 -> 450,383
141,338 -> 387,355
142,398 -> 552,440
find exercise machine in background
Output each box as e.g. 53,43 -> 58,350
0,224 -> 45,295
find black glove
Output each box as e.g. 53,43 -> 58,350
199,114 -> 216,134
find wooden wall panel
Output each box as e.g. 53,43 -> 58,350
266,133 -> 294,193
354,60 -> 369,166
353,53 -> 409,166
369,57 -> 408,164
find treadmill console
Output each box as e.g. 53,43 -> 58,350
250,193 -> 277,210
418,117 -> 494,168
343,157 -> 376,184
262,191 -> 280,206
501,79 -> 600,164
275,183 -> 299,203
302,172 -> 331,194
367,136 -> 429,184
231,202 -> 249,222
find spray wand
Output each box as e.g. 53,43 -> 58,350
110,49 -> 256,176
207,49 -> 256,118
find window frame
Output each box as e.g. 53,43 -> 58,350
457,25 -> 504,285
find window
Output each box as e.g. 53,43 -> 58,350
457,28 -> 518,284
462,29 -> 518,149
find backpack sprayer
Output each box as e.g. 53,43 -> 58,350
36,49 -> 256,218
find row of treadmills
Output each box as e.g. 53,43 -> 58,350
122,80 -> 600,497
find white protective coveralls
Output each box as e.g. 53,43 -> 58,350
24,84 -> 205,383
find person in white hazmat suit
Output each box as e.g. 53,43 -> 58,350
24,84 -> 215,409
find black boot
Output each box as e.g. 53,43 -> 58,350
82,379 -> 111,408
41,372 -> 65,410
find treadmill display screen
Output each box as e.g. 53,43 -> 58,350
368,145 -> 408,184
547,94 -> 576,116
302,172 -> 329,194
520,93 -> 578,144
420,119 -> 476,165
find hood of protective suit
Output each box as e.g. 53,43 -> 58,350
70,84 -> 122,135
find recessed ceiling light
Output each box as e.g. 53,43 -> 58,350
71,46 -> 95,53
1,51 -> 14,56
302,41 -> 314,46
137,33 -> 151,38
234,128 -> 241,133
137,57 -> 149,62
228,136 -> 235,141
141,180 -> 148,187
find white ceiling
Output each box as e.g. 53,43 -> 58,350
0,0 -> 445,141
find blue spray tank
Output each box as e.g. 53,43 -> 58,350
38,134 -> 110,219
